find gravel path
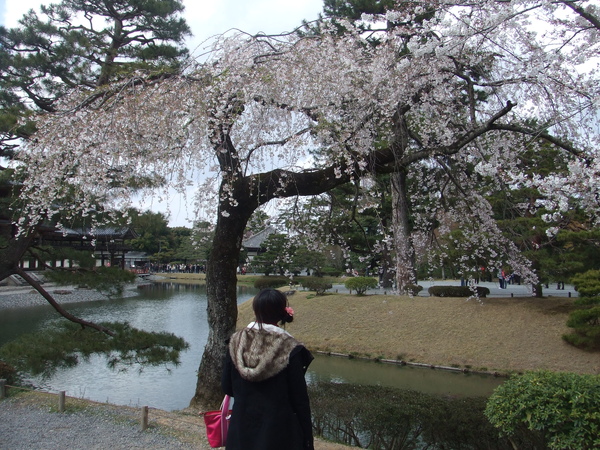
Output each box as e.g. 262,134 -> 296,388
0,393 -> 351,450
0,395 -> 201,449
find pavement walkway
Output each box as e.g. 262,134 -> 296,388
332,279 -> 577,298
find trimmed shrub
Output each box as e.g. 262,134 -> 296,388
299,277 -> 332,295
563,306 -> 600,350
428,285 -> 490,298
485,371 -> 600,450
572,269 -> 600,298
565,270 -> 600,350
344,277 -> 378,295
253,276 -> 290,290
319,267 -> 343,277
401,284 -> 423,296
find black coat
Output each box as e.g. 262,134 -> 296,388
222,341 -> 314,450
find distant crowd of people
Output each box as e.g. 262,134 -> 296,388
149,263 -> 205,274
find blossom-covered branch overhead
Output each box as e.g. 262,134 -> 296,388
17,0 -> 599,239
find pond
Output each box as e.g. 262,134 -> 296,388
0,283 -> 503,411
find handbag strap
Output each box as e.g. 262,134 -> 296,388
221,395 -> 231,440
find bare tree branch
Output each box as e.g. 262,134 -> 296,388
15,268 -> 116,337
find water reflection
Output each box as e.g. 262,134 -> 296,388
308,355 -> 503,397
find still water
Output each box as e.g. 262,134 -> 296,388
0,283 -> 503,411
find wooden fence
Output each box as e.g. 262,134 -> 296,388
0,379 -> 150,431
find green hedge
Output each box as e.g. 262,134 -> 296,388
565,270 -> 600,350
402,284 -> 423,295
485,371 -> 600,450
563,306 -> 600,350
319,267 -> 343,277
572,269 -> 600,297
253,276 -> 290,290
344,277 -> 378,295
299,277 -> 332,295
428,285 -> 490,297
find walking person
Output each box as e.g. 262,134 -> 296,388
221,288 -> 314,450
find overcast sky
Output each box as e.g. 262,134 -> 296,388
0,0 -> 325,227
0,0 -> 324,49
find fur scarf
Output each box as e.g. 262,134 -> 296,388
229,323 -> 301,382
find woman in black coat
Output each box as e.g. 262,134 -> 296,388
221,288 -> 314,450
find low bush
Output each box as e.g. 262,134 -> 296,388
563,306 -> 600,350
344,277 -> 378,295
318,267 -> 343,277
253,276 -> 290,290
428,285 -> 490,298
485,370 -> 600,450
401,284 -> 423,295
299,277 -> 332,295
572,269 -> 600,298
565,270 -> 600,350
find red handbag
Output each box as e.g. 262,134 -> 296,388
202,395 -> 232,448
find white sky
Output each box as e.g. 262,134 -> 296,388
0,0 -> 324,227
0,0 -> 324,50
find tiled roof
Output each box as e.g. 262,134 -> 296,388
242,226 -> 277,249
51,227 -> 138,239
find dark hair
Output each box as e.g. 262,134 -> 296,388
253,288 -> 293,325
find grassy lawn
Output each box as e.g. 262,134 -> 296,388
152,273 -> 598,375
237,289 -> 599,376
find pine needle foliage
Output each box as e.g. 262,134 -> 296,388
564,270 -> 600,349
0,321 -> 189,378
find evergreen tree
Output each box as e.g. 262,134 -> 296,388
252,233 -> 294,276
0,0 -> 190,157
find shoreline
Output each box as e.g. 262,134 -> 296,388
0,283 -> 143,310
0,273 -> 175,310
313,350 -> 508,378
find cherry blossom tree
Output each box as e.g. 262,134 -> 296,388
15,0 -> 600,404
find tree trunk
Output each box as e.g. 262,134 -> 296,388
191,181 -> 255,408
379,246 -> 395,289
391,170 -> 416,291
531,259 -> 544,298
